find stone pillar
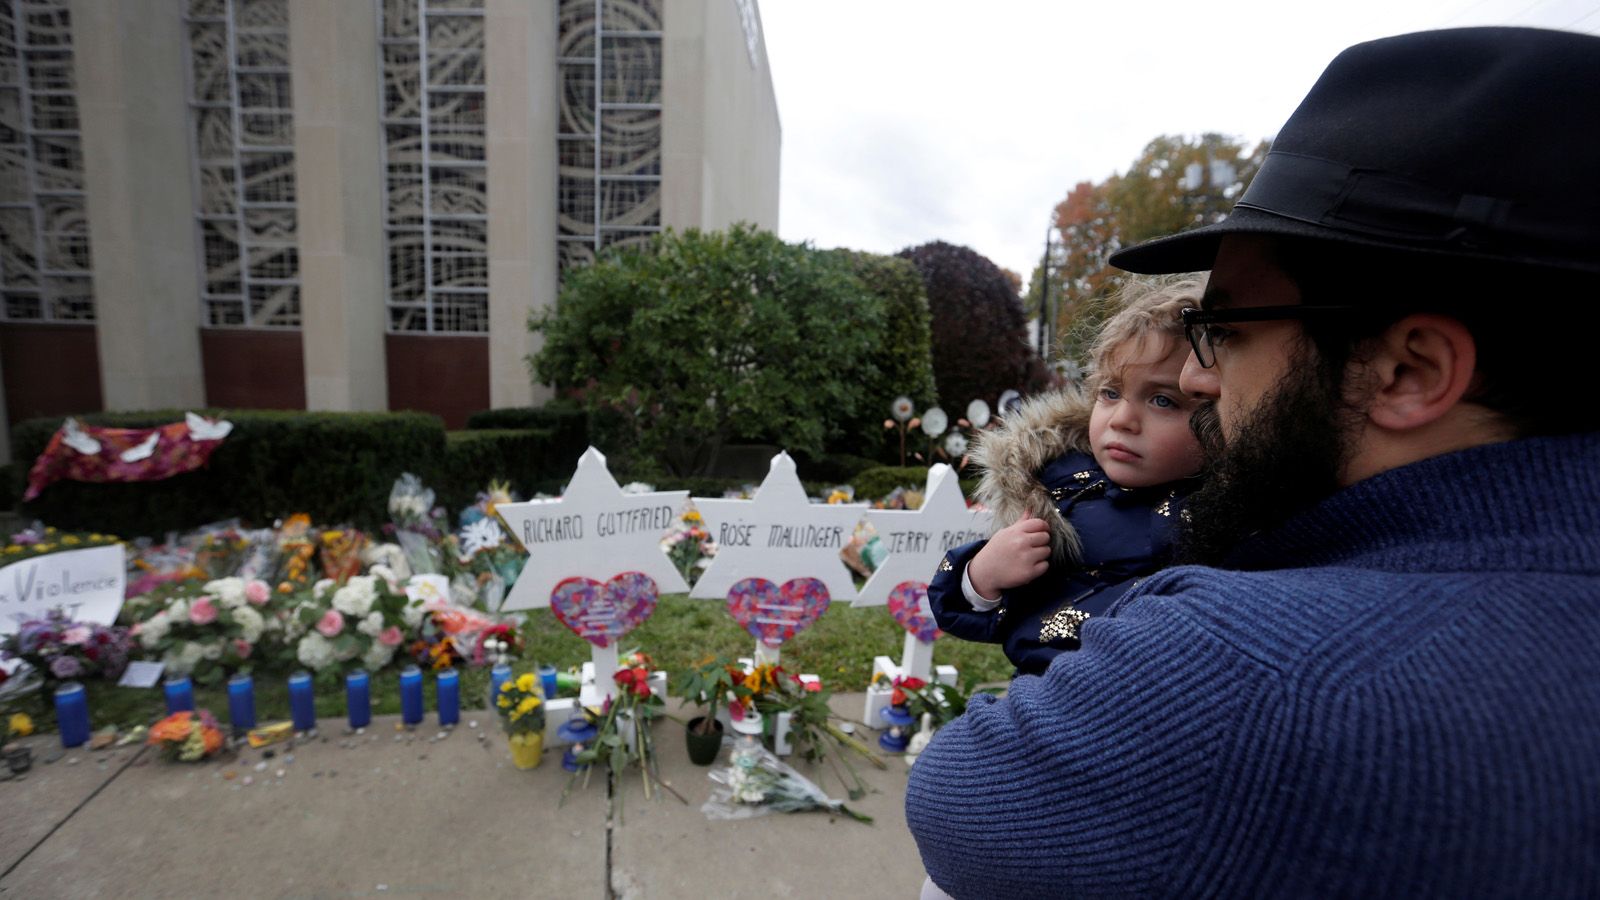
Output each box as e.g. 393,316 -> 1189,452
289,0 -> 387,412
70,0 -> 204,411
486,0 -> 558,408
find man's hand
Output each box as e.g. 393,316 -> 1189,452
967,513 -> 1051,601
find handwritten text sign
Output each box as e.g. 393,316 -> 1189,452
691,452 -> 865,604
496,447 -> 689,611
0,544 -> 126,636
854,464 -> 993,622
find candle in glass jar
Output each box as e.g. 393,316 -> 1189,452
436,669 -> 460,726
346,669 -> 371,729
488,662 -> 512,709
54,681 -> 90,748
163,675 -> 195,715
399,665 -> 423,725
288,670 -> 316,731
227,673 -> 257,732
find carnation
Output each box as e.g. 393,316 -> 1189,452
316,609 -> 345,638
244,579 -> 271,605
332,577 -> 376,618
189,597 -> 219,626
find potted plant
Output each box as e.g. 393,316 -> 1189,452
677,656 -> 747,766
494,672 -> 547,769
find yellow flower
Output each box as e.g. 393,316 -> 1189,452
34,543 -> 54,553
683,509 -> 702,524
517,696 -> 540,714
500,680 -> 514,693
8,713 -> 33,737
497,696 -> 512,708
62,535 -> 81,545
4,545 -> 20,554
516,673 -> 536,693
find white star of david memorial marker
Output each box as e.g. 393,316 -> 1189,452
854,463 -> 991,724
494,447 -> 687,704
690,451 -> 866,665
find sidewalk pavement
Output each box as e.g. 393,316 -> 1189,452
0,693 -> 930,899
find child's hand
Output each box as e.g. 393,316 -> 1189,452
968,513 -> 1051,601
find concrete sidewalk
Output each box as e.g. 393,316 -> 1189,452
0,694 -> 928,899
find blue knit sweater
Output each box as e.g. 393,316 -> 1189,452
905,433 -> 1600,898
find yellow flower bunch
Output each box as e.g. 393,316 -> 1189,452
8,712 -> 34,738
496,673 -> 546,734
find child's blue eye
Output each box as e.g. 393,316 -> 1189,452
1099,387 -> 1121,402
1152,394 -> 1176,409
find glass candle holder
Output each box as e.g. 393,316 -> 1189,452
538,664 -> 558,700
399,665 -> 423,725
227,673 -> 257,732
54,681 -> 90,748
163,675 -> 195,715
488,662 -> 512,709
436,669 -> 460,727
288,670 -> 316,732
346,669 -> 371,729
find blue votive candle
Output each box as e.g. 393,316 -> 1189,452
164,675 -> 195,715
227,672 -> 257,732
346,669 -> 371,729
399,665 -> 423,725
436,669 -> 460,727
54,681 -> 90,748
539,664 -> 559,700
288,670 -> 316,732
488,662 -> 512,709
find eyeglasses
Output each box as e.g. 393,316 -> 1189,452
1180,305 -> 1359,368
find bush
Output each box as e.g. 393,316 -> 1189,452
436,428 -> 570,514
531,224 -> 884,476
851,466 -> 940,502
13,410 -> 447,537
464,402 -> 589,459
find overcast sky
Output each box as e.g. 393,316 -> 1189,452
759,0 -> 1600,281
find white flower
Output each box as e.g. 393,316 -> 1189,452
161,649 -> 192,676
205,577 -> 247,609
357,612 -> 384,638
313,579 -> 336,601
458,518 -> 505,557
332,577 -> 376,618
620,481 -> 656,495
167,598 -> 189,621
232,606 -> 265,644
368,564 -> 400,593
140,612 -> 170,649
201,641 -> 223,661
180,642 -> 205,668
362,642 -> 396,672
296,633 -> 335,671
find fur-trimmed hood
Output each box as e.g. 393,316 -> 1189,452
969,388 -> 1094,564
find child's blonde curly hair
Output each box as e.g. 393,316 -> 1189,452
1086,274 -> 1208,392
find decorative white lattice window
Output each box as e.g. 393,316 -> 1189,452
0,0 -> 94,323
379,0 -> 488,334
557,0 -> 661,281
185,0 -> 300,328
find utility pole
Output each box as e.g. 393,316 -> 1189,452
1038,219 -> 1053,359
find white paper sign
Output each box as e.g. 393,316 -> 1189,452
118,660 -> 165,688
0,544 -> 126,636
690,452 -> 866,602
854,464 -> 993,607
494,447 -> 690,611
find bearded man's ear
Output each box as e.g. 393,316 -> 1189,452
1361,314 -> 1478,432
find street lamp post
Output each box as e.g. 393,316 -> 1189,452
1038,220 -> 1053,359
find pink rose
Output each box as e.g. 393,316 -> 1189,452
62,625 -> 91,646
244,580 -> 271,605
316,609 -> 345,638
378,625 -> 404,647
232,638 -> 253,659
189,597 -> 219,626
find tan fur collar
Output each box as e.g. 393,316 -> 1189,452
969,388 -> 1094,564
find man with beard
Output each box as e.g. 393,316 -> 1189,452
907,27 -> 1600,899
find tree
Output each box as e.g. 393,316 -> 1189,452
820,250 -> 938,459
530,224 -> 883,476
1047,133 -> 1269,365
896,240 -> 1049,411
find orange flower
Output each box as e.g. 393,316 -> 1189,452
149,711 -> 195,744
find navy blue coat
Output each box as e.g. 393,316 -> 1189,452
927,450 -> 1193,675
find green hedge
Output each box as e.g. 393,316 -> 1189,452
437,427 -> 570,512
13,409 -> 447,537
850,465 -> 978,502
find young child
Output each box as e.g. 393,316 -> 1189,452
927,275 -> 1207,676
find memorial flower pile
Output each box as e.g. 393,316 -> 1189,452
567,652 -> 682,813
736,663 -> 884,800
131,577 -> 277,682
0,608 -> 133,684
387,473 -> 450,576
2,523 -> 119,563
149,709 -> 225,762
702,743 -> 873,824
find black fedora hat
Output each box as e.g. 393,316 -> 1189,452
1111,27 -> 1600,275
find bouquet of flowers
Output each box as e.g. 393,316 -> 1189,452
149,709 -> 225,762
2,523 -> 120,565
272,514 -> 320,593
131,577 -> 278,683
659,504 -> 715,586
125,537 -> 207,601
388,473 -> 450,576
565,652 -> 683,816
494,671 -> 546,735
1,609 -> 133,684
737,663 -> 885,800
188,521 -> 254,579
283,568 -> 425,675
318,527 -> 368,583
703,742 -> 872,824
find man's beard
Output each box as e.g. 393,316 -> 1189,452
1175,347 -> 1356,566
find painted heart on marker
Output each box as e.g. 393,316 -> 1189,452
549,571 -> 659,649
725,577 -> 831,647
887,580 -> 941,643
